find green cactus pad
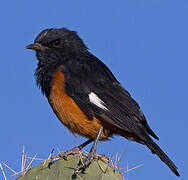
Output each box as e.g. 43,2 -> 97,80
16,155 -> 123,180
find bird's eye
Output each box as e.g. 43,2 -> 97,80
52,39 -> 62,48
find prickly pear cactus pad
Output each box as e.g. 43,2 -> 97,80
16,155 -> 123,180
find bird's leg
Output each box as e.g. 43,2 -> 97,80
59,139 -> 93,160
75,127 -> 103,173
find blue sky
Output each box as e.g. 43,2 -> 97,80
0,0 -> 187,179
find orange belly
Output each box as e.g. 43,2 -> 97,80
48,68 -> 112,140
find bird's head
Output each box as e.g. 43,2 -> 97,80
26,28 -> 87,66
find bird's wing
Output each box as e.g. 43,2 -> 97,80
62,55 -> 159,141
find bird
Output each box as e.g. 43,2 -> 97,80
26,28 -> 179,176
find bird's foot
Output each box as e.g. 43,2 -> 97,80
74,150 -> 96,173
74,153 -> 110,173
58,139 -> 93,160
59,147 -> 80,160
75,127 -> 104,173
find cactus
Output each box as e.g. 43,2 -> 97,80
16,155 -> 123,180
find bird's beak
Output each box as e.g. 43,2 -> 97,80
25,43 -> 43,51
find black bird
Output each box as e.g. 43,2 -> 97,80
26,28 -> 179,176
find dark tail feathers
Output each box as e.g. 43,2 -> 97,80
146,138 -> 180,176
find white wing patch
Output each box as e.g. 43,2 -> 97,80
89,92 -> 109,111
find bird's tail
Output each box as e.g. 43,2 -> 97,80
146,138 -> 179,176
